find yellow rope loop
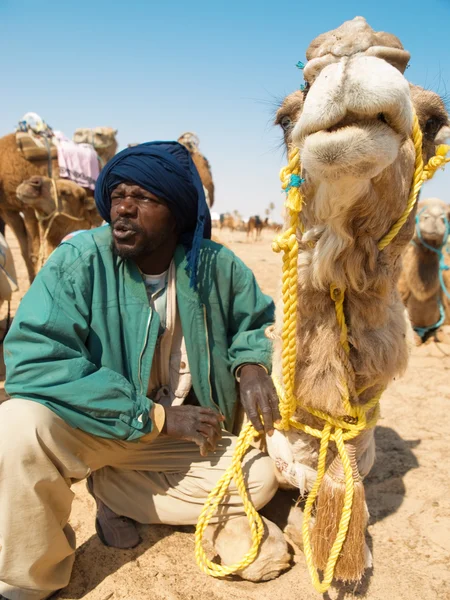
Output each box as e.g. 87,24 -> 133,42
195,422 -> 264,577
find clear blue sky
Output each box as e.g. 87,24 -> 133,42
1,0 -> 449,220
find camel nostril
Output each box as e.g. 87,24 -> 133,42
29,176 -> 42,187
377,113 -> 388,124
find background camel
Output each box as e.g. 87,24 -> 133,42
247,215 -> 268,241
398,198 -> 450,344
73,128 -> 118,166
257,16 -> 450,586
16,176 -> 94,268
219,213 -> 238,232
0,127 -> 117,283
177,132 -> 215,207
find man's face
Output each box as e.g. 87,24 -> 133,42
110,182 -> 176,260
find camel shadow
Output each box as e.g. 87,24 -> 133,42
364,425 -> 419,524
55,523 -> 179,599
262,425 -> 419,599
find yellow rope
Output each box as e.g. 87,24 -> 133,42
194,111 -> 450,588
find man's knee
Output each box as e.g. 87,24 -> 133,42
246,451 -> 278,510
0,399 -> 60,457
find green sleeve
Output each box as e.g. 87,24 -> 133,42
4,247 -> 154,441
226,257 -> 275,374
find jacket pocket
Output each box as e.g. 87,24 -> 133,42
169,351 -> 192,399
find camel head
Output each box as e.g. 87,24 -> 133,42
414,197 -> 450,248
178,132 -> 201,154
275,16 -> 450,290
73,127 -> 118,164
16,176 -> 95,220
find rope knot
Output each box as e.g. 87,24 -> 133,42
422,144 -> 450,181
330,284 -> 345,303
342,415 -> 358,425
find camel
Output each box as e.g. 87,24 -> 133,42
247,216 -> 268,241
73,127 -> 118,166
219,213 -> 238,232
177,132 -> 215,207
398,198 -> 450,344
211,16 -> 449,587
16,176 -> 94,268
0,127 -> 117,283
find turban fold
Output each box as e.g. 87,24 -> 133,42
94,141 -> 211,288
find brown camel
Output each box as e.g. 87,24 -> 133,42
16,176 -> 94,269
0,128 -> 117,282
219,213 -> 238,232
241,16 -> 450,586
177,132 -> 215,207
398,198 -> 450,344
73,128 -> 118,166
247,216 -> 268,241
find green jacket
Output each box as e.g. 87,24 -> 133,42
4,226 -> 274,440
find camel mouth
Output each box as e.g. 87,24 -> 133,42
300,118 -> 402,180
16,184 -> 40,203
312,113 -> 398,137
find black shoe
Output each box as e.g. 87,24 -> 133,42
86,476 -> 141,549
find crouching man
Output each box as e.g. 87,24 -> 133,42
0,142 -> 289,600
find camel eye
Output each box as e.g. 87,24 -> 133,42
280,116 -> 293,131
424,116 -> 443,139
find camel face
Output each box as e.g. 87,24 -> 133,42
276,17 -> 449,213
73,127 -> 118,163
294,55 -> 412,182
17,176 -> 88,219
415,198 -> 450,247
17,176 -> 55,215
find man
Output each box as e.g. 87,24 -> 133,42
0,142 -> 284,600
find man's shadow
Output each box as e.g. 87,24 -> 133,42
57,523 -> 177,599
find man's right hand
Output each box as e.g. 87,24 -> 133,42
161,405 -> 225,456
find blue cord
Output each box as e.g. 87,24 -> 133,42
285,174 -> 305,193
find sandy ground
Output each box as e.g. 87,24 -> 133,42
1,227 -> 450,600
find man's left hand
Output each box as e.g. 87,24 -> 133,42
238,364 -> 281,436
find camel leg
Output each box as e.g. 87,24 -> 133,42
205,515 -> 290,581
0,209 -> 36,283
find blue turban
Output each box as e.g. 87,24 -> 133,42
94,141 -> 211,288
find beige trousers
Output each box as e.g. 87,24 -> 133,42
0,399 -> 277,600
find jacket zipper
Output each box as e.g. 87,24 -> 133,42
203,306 -> 221,415
138,308 -> 152,395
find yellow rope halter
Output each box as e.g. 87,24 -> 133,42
195,111 -> 450,590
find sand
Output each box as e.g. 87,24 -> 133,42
1,227 -> 449,600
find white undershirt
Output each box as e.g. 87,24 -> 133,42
142,270 -> 168,334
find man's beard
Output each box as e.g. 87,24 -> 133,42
111,218 -> 171,260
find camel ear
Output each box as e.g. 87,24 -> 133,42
114,129 -> 118,136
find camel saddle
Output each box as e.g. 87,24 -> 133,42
15,112 -> 57,163
16,130 -> 57,162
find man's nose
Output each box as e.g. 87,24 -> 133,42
116,196 -> 138,217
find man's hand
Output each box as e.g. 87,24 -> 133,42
238,364 -> 281,436
162,405 -> 225,456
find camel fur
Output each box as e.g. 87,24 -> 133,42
262,15 -> 450,583
16,176 -> 93,266
398,198 -> 450,344
0,128 -> 118,283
